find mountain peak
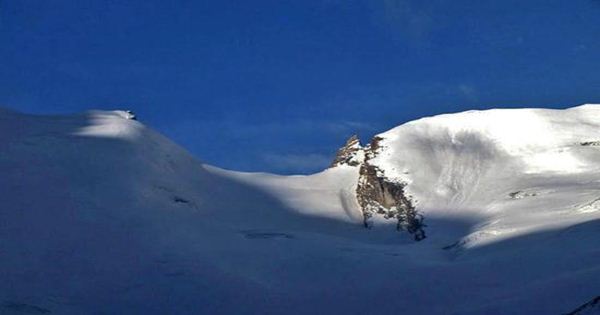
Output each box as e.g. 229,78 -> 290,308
1,104 -> 599,314
330,134 -> 363,167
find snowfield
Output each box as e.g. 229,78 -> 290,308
0,105 -> 599,314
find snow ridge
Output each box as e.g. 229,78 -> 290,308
0,105 -> 599,314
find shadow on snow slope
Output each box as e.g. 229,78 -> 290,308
0,108 -> 597,315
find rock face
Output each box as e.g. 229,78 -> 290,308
330,135 -> 363,167
332,135 -> 426,241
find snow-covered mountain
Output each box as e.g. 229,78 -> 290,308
0,105 -> 599,314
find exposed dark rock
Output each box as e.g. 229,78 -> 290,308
368,136 -> 384,153
508,191 -> 537,199
332,135 -> 426,241
124,110 -> 137,120
580,141 -> 600,146
330,135 -> 363,167
564,296 -> 600,315
356,161 -> 426,241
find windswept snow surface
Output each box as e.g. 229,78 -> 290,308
0,106 -> 599,314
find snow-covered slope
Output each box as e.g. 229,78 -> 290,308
0,106 -> 598,314
370,105 -> 600,247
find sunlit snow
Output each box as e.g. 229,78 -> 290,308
0,105 -> 598,314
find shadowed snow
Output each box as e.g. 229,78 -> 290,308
0,105 -> 598,314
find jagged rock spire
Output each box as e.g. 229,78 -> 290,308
330,135 -> 363,167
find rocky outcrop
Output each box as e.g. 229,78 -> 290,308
332,135 -> 426,241
124,110 -> 137,120
330,135 -> 363,167
508,190 -> 537,199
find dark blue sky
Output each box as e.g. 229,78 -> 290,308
1,1 -> 599,174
